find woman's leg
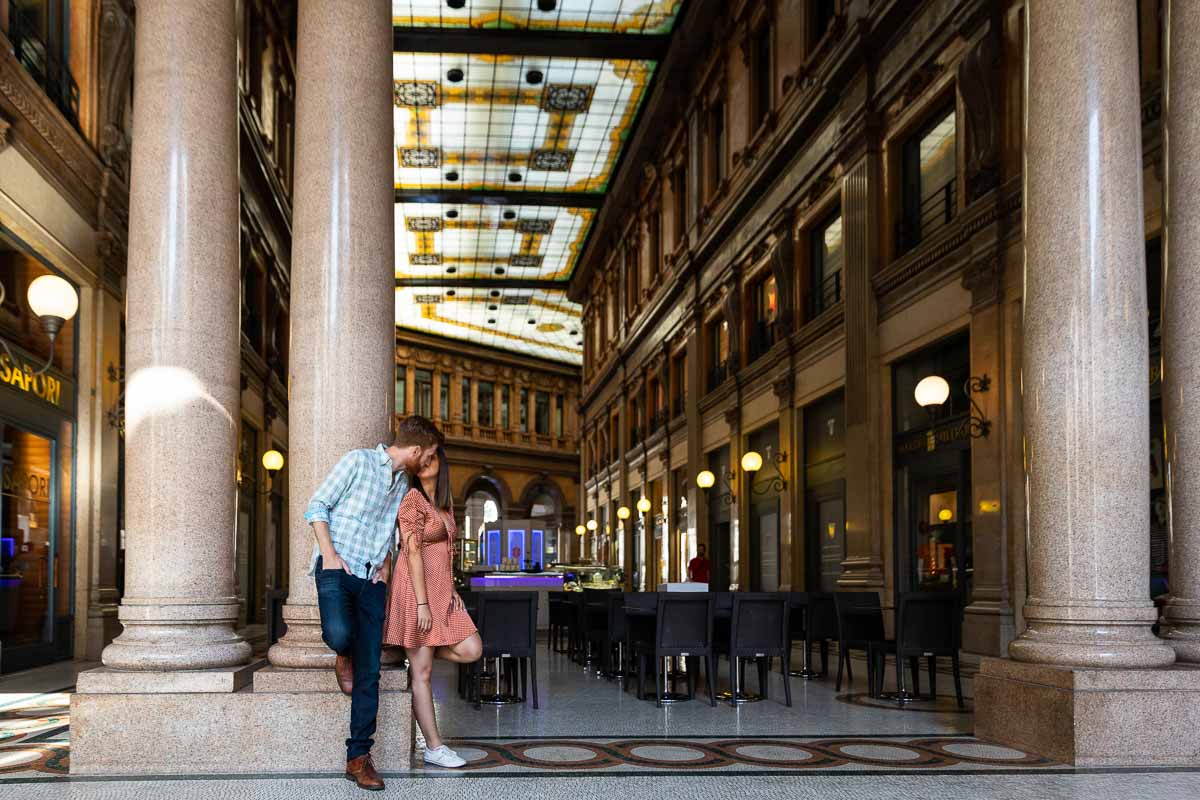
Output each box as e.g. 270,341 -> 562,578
408,646 -> 444,751
435,633 -> 483,664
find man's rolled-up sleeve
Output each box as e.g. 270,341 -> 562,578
304,451 -> 359,524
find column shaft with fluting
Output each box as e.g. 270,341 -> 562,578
1160,0 -> 1200,662
268,0 -> 396,668
1012,0 -> 1174,668
101,0 -> 249,670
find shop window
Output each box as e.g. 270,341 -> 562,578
809,211 -> 843,319
439,373 -> 450,420
478,381 -> 494,427
898,106 -> 957,255
535,391 -> 550,435
804,389 -> 846,592
752,24 -> 772,131
706,317 -> 730,391
749,274 -> 778,362
671,352 -> 687,417
414,369 -> 433,418
8,0 -> 78,128
706,100 -> 726,200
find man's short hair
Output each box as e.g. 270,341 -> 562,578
393,415 -> 443,448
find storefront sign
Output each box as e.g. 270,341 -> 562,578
1,465 -> 51,501
896,417 -> 973,457
0,353 -> 65,408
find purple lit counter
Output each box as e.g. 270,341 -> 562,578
469,573 -> 564,629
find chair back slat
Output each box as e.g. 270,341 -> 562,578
478,591 -> 538,656
729,592 -> 789,656
896,592 -> 961,654
656,593 -> 715,655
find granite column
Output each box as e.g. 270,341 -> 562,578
1160,0 -> 1200,662
1010,0 -> 1174,668
101,0 -> 250,670
268,0 -> 395,668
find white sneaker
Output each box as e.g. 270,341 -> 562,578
423,745 -> 467,769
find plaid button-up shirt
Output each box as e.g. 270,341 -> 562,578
305,444 -> 410,580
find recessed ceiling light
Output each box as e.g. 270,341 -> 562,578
446,209 -> 459,219
503,210 -> 516,220
490,290 -> 501,297
495,267 -> 506,275
446,290 -> 456,297
447,266 -> 458,274
447,68 -> 464,83
446,171 -> 460,182
526,70 -> 544,85
508,171 -> 523,182
537,0 -> 557,11
488,318 -> 496,324
488,303 -> 498,311
569,330 -> 578,335
527,319 -> 536,324
447,0 -> 465,8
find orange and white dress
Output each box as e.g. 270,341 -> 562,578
383,487 -> 477,649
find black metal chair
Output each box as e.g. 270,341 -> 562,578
786,592 -> 809,677
715,592 -> 792,707
834,591 -> 887,693
622,592 -> 658,693
548,592 -> 573,653
471,591 -> 539,709
581,588 -> 618,669
805,591 -> 839,677
873,592 -> 964,707
588,592 -> 629,679
629,592 -> 717,707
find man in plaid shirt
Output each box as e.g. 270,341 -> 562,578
305,415 -> 442,790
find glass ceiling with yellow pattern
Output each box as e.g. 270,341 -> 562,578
392,1 -> 685,365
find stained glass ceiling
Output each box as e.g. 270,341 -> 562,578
392,1 -> 683,34
393,1 -> 685,364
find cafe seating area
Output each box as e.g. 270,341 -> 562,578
454,588 -> 968,713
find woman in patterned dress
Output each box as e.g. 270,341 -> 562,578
384,446 -> 481,768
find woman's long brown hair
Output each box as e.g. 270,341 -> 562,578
413,444 -> 453,511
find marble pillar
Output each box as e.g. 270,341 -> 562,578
1160,0 -> 1200,662
101,0 -> 250,670
268,0 -> 395,668
1011,0 -> 1174,668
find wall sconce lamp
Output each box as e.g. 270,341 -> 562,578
244,449 -> 285,496
0,274 -> 79,376
914,373 -> 992,438
586,519 -> 598,531
617,505 -> 631,520
636,496 -> 652,515
696,468 -> 735,505
742,449 -> 788,496
575,524 -> 586,536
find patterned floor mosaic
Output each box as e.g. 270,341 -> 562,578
0,691 -> 70,777
440,734 -> 1055,774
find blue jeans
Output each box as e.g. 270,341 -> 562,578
315,557 -> 387,761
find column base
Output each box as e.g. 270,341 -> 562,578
1010,603 -> 1176,668
1160,597 -> 1200,662
70,660 -> 413,775
975,657 -> 1200,766
267,602 -> 333,668
962,600 -> 1016,657
102,598 -> 252,670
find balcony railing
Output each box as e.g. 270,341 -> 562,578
707,361 -> 729,392
896,177 -> 957,255
809,269 -> 842,320
8,11 -> 80,130
748,320 -> 778,362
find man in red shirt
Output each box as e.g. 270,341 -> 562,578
687,544 -> 711,584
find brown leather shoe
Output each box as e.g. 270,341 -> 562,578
345,754 -> 384,791
335,654 -> 354,696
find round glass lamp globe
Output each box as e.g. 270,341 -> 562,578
938,508 -> 954,522
27,275 -> 79,321
575,524 -> 586,536
617,505 -> 631,520
586,519 -> 598,531
696,469 -> 716,489
636,497 -> 652,514
261,449 -> 285,472
914,375 -> 951,407
740,451 -> 763,473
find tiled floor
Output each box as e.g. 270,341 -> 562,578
1,646 -> 1198,798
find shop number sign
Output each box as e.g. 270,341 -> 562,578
0,352 -> 64,407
